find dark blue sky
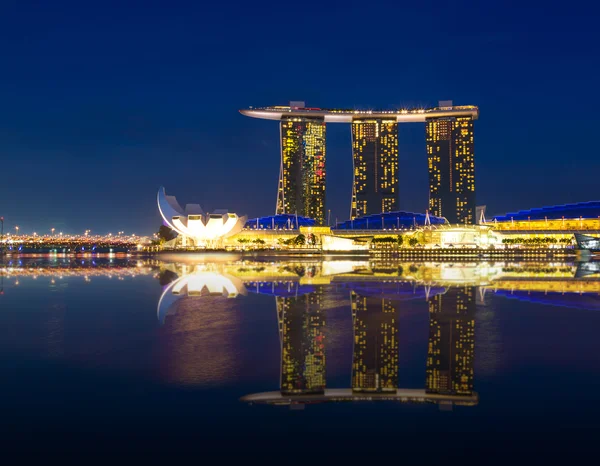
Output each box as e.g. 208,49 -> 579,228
1,0 -> 599,235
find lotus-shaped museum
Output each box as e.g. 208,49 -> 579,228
157,187 -> 247,246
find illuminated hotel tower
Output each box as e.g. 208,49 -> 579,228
277,289 -> 326,395
426,102 -> 476,224
351,119 -> 399,219
351,292 -> 399,392
240,102 -> 478,222
426,286 -> 476,396
277,110 -> 326,225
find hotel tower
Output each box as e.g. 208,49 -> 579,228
276,102 -> 326,225
426,101 -> 476,224
351,119 -> 399,219
240,101 -> 478,225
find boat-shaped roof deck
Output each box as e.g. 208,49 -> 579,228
240,105 -> 479,123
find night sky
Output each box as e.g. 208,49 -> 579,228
1,1 -> 598,235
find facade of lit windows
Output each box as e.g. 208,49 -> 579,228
351,119 -> 399,219
277,117 -> 326,225
241,102 -> 478,223
351,292 -> 399,393
426,116 -> 476,224
426,286 -> 476,396
278,289 -> 326,395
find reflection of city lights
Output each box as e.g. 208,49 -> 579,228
240,277 -> 479,407
156,268 -> 246,324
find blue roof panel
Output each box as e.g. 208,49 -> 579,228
334,211 -> 446,230
492,201 -> 600,222
244,214 -> 315,229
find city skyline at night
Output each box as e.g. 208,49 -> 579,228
3,1 -> 600,455
242,103 -> 479,226
1,2 -> 598,236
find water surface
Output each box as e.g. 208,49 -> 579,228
1,256 -> 599,457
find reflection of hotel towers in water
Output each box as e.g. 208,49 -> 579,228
277,290 -> 326,395
426,287 -> 476,395
351,292 -> 399,392
240,101 -> 478,225
275,285 -> 475,397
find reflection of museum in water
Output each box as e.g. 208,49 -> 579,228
157,260 -> 600,408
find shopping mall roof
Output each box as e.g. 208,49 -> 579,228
334,211 -> 447,230
244,214 -> 316,230
492,201 -> 600,222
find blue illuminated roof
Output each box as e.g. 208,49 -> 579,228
334,211 -> 446,230
336,282 -> 446,300
492,201 -> 600,222
245,282 -> 315,297
494,290 -> 600,311
244,214 -> 316,229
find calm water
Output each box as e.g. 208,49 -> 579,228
1,255 -> 600,457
